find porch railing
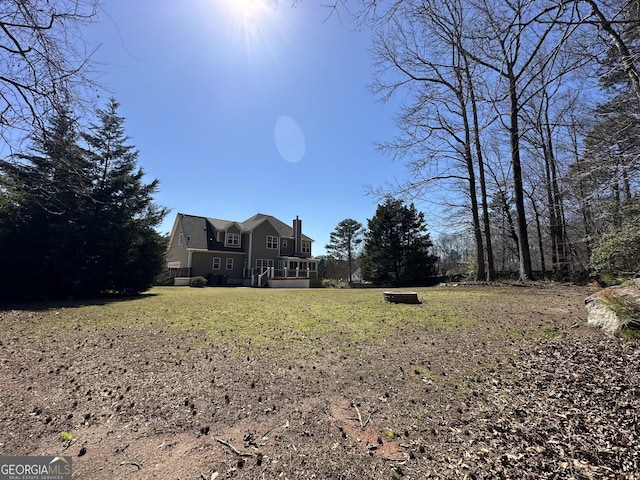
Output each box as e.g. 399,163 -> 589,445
244,267 -> 311,279
243,266 -> 315,286
257,267 -> 272,287
168,267 -> 191,278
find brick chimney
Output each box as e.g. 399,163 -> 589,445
293,216 -> 302,255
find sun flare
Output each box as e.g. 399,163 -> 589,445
212,0 -> 279,61
222,0 -> 269,21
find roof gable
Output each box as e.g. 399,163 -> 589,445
242,213 -> 292,237
241,213 -> 313,241
175,212 -> 313,248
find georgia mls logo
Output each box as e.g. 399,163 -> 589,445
0,456 -> 72,480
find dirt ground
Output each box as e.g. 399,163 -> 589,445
1,284 -> 639,479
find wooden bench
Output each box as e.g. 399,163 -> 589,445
383,291 -> 420,304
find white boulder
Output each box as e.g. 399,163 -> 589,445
585,279 -> 640,335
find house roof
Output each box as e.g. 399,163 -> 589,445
176,212 -> 313,248
176,214 -> 209,250
241,213 -> 306,239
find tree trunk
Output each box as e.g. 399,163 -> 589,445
497,187 -> 520,262
464,54 -> 495,280
457,89 -> 486,281
508,73 -> 534,280
528,192 -> 546,275
466,149 -> 486,282
543,104 -> 569,277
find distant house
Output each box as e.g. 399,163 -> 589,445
166,213 -> 319,287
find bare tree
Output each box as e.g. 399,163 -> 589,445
0,0 -> 99,150
518,38 -> 591,277
484,146 -> 521,274
459,0 -> 584,280
285,0 -> 638,279
368,0 -> 497,281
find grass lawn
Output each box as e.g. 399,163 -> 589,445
32,286 -> 478,348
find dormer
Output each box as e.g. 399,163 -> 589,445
223,223 -> 243,248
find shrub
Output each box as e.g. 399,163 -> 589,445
190,276 -> 207,288
590,200 -> 640,277
321,278 -> 349,288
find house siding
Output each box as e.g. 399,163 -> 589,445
250,221 -> 281,266
191,251 -> 245,285
190,252 -> 213,277
167,238 -> 189,268
166,216 -> 190,269
280,237 -> 295,256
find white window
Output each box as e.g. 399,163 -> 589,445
226,258 -> 234,270
256,259 -> 274,273
282,239 -> 288,248
302,242 -> 311,254
266,236 -> 278,249
179,233 -> 184,245
213,258 -> 221,270
226,233 -> 240,247
310,263 -> 317,271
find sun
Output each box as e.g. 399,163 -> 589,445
218,0 -> 274,38
221,0 -> 270,21
216,0 -> 277,56
210,0 -> 279,61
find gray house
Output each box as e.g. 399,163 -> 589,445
166,213 -> 319,287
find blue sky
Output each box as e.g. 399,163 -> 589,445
83,0 -> 404,255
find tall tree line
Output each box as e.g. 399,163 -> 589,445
0,99 -> 168,299
355,0 -> 640,281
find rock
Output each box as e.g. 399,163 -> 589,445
383,291 -> 421,304
585,278 -> 640,335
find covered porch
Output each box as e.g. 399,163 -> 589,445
243,257 -> 319,287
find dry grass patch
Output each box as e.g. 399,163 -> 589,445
4,284 -> 630,480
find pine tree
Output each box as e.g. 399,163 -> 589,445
0,108 -> 94,297
82,98 -> 168,295
361,198 -> 438,286
0,99 -> 167,299
325,219 -> 364,284
591,199 -> 640,276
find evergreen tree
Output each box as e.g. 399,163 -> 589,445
0,108 -> 93,297
0,99 -> 167,299
325,218 -> 364,284
82,98 -> 168,295
591,199 -> 640,277
361,198 -> 438,286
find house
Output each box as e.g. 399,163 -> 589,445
166,213 -> 320,287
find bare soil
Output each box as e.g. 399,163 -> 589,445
1,284 -> 639,479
